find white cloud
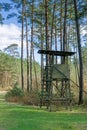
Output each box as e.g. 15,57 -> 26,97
0,23 -> 40,62
0,23 -> 21,50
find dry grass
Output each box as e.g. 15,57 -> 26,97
5,91 -> 40,106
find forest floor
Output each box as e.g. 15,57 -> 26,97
0,91 -> 87,130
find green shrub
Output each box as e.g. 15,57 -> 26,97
5,86 -> 40,105
5,86 -> 24,101
11,86 -> 24,97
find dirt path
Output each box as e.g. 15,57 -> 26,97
0,91 -> 7,94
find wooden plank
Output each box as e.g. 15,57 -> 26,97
52,64 -> 70,79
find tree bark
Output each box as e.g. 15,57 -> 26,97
33,50 -> 38,91
25,0 -> 30,92
45,0 -> 49,92
21,0 -> 24,90
50,0 -> 56,50
30,0 -> 34,92
63,0 -> 68,63
60,0 -> 63,63
73,0 -> 83,104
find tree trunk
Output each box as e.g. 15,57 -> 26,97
41,16 -> 44,91
54,22 -> 57,64
30,0 -> 34,92
45,0 -> 49,92
60,0 -> 63,63
73,0 -> 83,104
63,0 -> 68,63
33,50 -> 38,91
50,0 -> 56,50
21,0 -> 24,90
25,0 -> 30,92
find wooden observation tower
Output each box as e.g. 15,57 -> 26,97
38,50 -> 75,111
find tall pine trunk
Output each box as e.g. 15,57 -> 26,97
25,0 -> 29,92
21,0 -> 24,90
33,50 -> 38,91
73,0 -> 83,104
63,0 -> 68,64
60,0 -> 63,63
45,0 -> 49,92
50,0 -> 56,50
41,16 -> 44,90
30,0 -> 34,92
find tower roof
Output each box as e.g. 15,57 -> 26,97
38,50 -> 75,56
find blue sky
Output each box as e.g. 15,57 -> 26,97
0,0 -> 41,63
0,0 -> 21,50
0,0 -> 87,63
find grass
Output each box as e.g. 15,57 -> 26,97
0,93 -> 87,130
